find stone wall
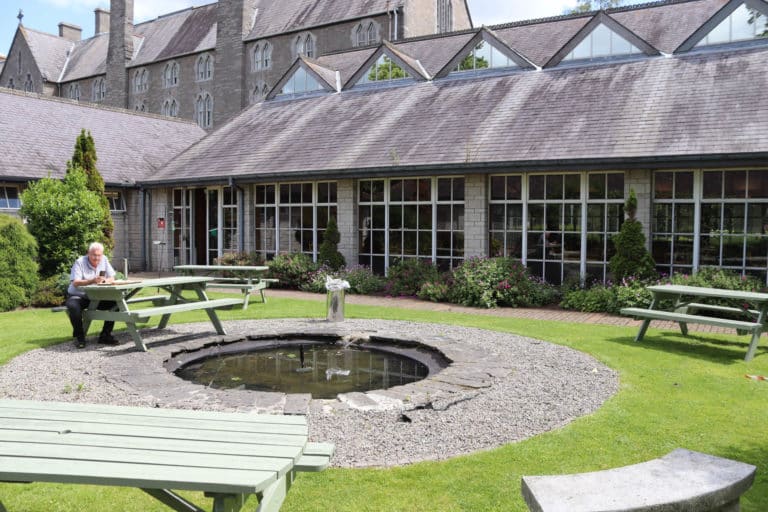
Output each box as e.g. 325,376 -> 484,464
463,174 -> 487,258
104,0 -> 133,108
0,30 -> 44,94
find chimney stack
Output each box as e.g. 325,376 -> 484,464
104,0 -> 134,108
95,8 -> 110,35
58,22 -> 82,41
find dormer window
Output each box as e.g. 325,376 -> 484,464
253,41 -> 272,71
357,55 -> 411,85
196,53 -> 213,81
695,4 -> 768,47
454,40 -> 517,73
355,21 -> 379,47
163,61 -> 180,88
92,77 -> 106,102
278,67 -> 324,96
133,68 -> 148,92
562,23 -> 641,61
294,33 -> 316,58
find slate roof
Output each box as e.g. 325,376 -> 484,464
246,0 -> 400,40
145,44 -> 768,185
393,32 -> 476,76
132,3 -> 217,66
492,16 -> 592,67
0,89 -> 206,185
21,27 -> 74,81
61,34 -> 108,81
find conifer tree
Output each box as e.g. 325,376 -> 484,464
609,188 -> 657,281
68,129 -> 114,253
318,217 -> 345,270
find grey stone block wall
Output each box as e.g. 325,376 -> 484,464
0,29 -> 44,94
463,174 -> 487,258
336,179 -> 357,266
104,0 -> 132,109
403,0 -> 473,38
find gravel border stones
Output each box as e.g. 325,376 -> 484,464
0,319 -> 619,468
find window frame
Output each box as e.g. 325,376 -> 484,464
0,184 -> 22,209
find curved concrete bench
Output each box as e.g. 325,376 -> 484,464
522,449 -> 756,512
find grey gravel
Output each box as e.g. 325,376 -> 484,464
0,319 -> 618,468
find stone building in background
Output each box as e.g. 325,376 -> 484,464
0,0 -> 472,129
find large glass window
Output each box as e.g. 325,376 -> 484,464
253,182 -> 338,260
489,172 -> 625,285
563,23 -> 641,61
173,189 -> 193,266
695,4 -> 768,47
359,177 -> 465,274
700,170 -> 768,280
278,67 -> 324,96
106,191 -> 125,212
652,171 -> 695,276
207,187 -> 238,264
0,185 -> 21,209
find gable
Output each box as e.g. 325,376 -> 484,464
562,23 -> 642,61
694,2 -> 768,47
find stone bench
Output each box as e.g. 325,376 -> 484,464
521,449 -> 756,512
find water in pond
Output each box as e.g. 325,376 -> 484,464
175,341 -> 429,399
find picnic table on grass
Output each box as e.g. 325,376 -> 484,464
620,284 -> 768,361
0,399 -> 333,512
174,265 -> 276,309
81,276 -> 243,352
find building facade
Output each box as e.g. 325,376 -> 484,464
2,0 -> 768,285
0,0 -> 472,129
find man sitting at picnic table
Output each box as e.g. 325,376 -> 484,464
66,242 -> 119,349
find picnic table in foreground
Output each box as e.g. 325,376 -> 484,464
0,399 -> 333,512
81,276 -> 243,351
620,284 -> 768,361
174,265 -> 276,308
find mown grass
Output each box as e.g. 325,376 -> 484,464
0,293 -> 767,511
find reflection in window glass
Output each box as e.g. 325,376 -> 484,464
358,55 -> 411,84
454,40 -> 517,73
652,171 -> 694,276
279,67 -> 325,96
0,185 -> 21,209
695,4 -> 768,47
563,23 -> 641,61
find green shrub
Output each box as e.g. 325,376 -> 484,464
215,251 -> 265,266
317,218 -> 345,271
384,258 -> 439,297
267,253 -> 318,289
561,285 -> 617,313
610,189 -> 657,281
31,273 -> 70,307
418,277 -> 451,303
300,265 -> 384,295
20,168 -> 103,277
0,215 -> 39,311
449,257 -> 558,308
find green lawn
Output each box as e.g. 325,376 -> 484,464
1,295 -> 767,511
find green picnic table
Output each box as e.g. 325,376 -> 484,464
621,284 -> 768,361
0,399 -> 333,512
174,265 -> 275,309
81,276 -> 243,351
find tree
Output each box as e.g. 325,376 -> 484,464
69,129 -> 114,253
566,0 -> 626,13
318,217 -> 346,270
609,189 -> 657,281
20,168 -> 104,277
0,214 -> 39,311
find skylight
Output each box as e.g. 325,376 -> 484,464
357,54 -> 411,85
279,67 -> 325,96
695,4 -> 768,47
453,40 -> 518,73
562,23 -> 641,61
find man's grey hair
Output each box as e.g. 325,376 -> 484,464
88,242 -> 105,253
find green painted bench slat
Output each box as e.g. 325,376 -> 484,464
620,308 -> 760,331
295,442 -> 335,472
0,399 -> 306,425
125,294 -> 169,305
0,409 -> 308,436
129,298 -> 244,320
0,418 -> 308,447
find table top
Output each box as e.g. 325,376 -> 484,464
175,265 -> 269,272
81,275 -> 214,292
0,399 -> 308,495
647,284 -> 768,302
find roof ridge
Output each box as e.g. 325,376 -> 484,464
0,86 -> 200,126
136,1 -> 217,27
487,0 -> 702,30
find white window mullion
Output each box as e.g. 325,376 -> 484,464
521,175 -> 529,266
312,183 -> 318,262
580,172 -> 588,284
431,178 -> 438,264
384,179 -> 390,273
692,170 -> 702,271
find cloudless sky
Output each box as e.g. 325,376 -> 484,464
1,0 -> 580,59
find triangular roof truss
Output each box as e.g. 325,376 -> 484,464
435,28 -> 536,78
344,41 -> 429,89
266,57 -> 338,100
676,0 -> 768,53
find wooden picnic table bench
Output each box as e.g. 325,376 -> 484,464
621,284 -> 768,361
0,399 -> 333,512
174,265 -> 276,309
81,276 -> 243,352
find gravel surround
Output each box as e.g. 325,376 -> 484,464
0,319 -> 619,468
